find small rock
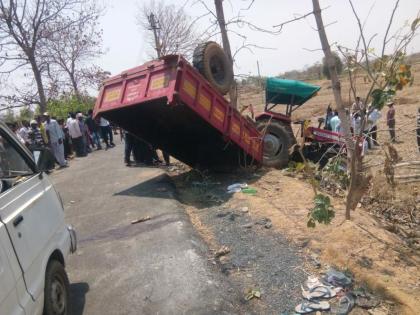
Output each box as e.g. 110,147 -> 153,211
229,213 -> 240,221
241,207 -> 249,213
216,211 -> 231,218
264,222 -> 272,229
246,273 -> 253,278
70,200 -> 75,204
215,245 -> 231,258
256,217 -> 271,227
357,202 -> 362,208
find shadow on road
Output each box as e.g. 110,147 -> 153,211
69,282 -> 89,315
114,173 -> 175,199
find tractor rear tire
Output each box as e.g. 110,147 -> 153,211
193,41 -> 233,95
256,120 -> 293,168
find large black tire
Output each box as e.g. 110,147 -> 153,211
43,260 -> 70,315
193,41 -> 233,95
256,120 -> 293,168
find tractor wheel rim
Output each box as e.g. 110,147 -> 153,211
51,277 -> 66,313
263,134 -> 281,157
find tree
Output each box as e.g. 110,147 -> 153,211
46,94 -> 95,119
322,53 -> 343,79
138,1 -> 203,59
43,4 -> 105,99
0,0 -> 96,113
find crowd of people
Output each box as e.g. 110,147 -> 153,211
7,110 -> 171,171
7,110 -> 117,172
323,96 -> 402,153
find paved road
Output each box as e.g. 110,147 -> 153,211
51,144 -> 241,315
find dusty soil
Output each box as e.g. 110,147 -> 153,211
172,169 -> 307,314
169,55 -> 420,314
170,166 -> 419,314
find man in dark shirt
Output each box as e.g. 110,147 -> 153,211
85,109 -> 102,150
386,102 -> 396,143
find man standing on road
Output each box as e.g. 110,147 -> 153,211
67,113 -> 84,157
99,116 -> 115,149
86,109 -> 102,150
44,112 -> 67,168
386,102 -> 396,143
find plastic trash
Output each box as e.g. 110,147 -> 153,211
241,187 -> 257,194
227,183 -> 248,191
227,187 -> 242,193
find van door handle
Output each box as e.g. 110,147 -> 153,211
13,215 -> 24,227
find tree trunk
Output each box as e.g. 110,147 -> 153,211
214,0 -> 237,108
312,0 -> 353,156
29,55 -> 47,114
312,0 -> 357,220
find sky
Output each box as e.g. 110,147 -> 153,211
98,0 -> 420,77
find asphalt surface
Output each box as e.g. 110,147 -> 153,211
51,144 -> 242,315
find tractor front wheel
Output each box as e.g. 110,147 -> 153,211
256,120 -> 293,168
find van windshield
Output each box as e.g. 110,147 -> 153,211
0,134 -> 33,178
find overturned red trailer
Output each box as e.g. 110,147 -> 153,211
93,55 -> 263,169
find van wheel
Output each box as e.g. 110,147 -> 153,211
43,260 -> 69,315
256,120 -> 292,168
193,41 -> 233,95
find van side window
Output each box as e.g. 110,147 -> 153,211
0,134 -> 33,179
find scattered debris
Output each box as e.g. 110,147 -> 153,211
216,211 -> 231,218
310,254 -> 321,268
215,245 -> 231,258
255,217 -> 272,229
295,300 -> 330,313
242,187 -> 257,195
227,183 -> 248,193
323,268 -> 353,288
131,216 -> 151,224
334,293 -> 355,315
240,206 -> 249,213
244,288 -> 261,301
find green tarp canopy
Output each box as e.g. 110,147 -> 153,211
265,77 -> 321,105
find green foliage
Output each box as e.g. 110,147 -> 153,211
1,110 -> 15,123
18,107 -> 33,122
370,55 -> 414,109
322,156 -> 350,189
322,53 -> 343,79
371,89 -> 396,110
307,194 -> 335,228
46,94 -> 96,119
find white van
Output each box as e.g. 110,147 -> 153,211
0,121 -> 76,315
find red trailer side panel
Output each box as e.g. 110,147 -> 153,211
94,55 -> 263,168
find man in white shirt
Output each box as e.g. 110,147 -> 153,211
330,111 -> 341,132
367,107 -> 382,146
43,113 -> 67,167
18,120 -> 30,145
99,117 -> 115,149
67,112 -> 84,156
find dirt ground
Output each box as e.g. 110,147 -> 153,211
170,55 -> 419,314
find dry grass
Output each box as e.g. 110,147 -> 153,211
225,170 -> 419,314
